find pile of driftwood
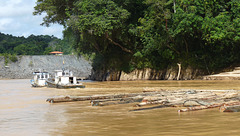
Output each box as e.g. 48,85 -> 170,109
46,89 -> 240,112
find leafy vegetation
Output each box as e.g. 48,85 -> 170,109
0,33 -> 73,55
33,0 -> 240,74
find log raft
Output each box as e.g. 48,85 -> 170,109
46,89 -> 240,113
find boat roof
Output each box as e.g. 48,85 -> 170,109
50,51 -> 63,54
33,71 -> 49,74
54,69 -> 71,72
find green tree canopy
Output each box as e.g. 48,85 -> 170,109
34,0 -> 240,75
0,32 -> 72,55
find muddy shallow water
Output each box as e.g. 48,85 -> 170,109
1,79 -> 240,136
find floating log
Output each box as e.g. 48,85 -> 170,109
134,96 -> 168,107
91,98 -> 124,104
46,91 -> 164,103
92,97 -> 143,106
130,105 -> 168,111
220,105 -> 240,112
131,102 -> 183,112
135,100 -> 168,107
178,101 -> 240,112
178,104 -> 222,112
219,102 -> 240,112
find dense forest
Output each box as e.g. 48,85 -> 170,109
33,0 -> 240,74
0,32 -> 73,55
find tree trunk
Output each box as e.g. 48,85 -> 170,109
177,63 -> 181,80
174,0 -> 176,13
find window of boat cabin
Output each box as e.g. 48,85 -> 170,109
62,71 -> 69,76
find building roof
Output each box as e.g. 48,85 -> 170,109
50,51 -> 63,54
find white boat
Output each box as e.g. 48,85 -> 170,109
46,69 -> 85,89
30,71 -> 50,87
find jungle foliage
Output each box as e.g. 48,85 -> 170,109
34,0 -> 240,73
0,33 -> 73,55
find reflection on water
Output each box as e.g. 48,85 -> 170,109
1,79 -> 240,136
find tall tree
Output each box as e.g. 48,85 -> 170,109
34,0 -> 147,72
137,0 -> 240,71
34,0 -> 240,76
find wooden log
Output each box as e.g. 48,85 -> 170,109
135,100 -> 168,107
183,100 -> 203,107
134,96 -> 168,107
220,105 -> 240,112
91,97 -> 144,106
130,105 -> 168,111
178,101 -> 240,112
178,103 -> 223,112
91,98 -> 123,104
219,102 -> 240,112
92,97 -> 143,106
131,103 -> 183,112
46,92 -> 164,103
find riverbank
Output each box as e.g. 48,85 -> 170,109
91,65 -> 240,81
0,55 -> 92,79
204,67 -> 240,80
1,55 -> 240,81
91,67 -> 206,81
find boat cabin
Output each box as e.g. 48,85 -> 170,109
33,72 -> 49,80
31,71 -> 50,87
54,70 -> 77,85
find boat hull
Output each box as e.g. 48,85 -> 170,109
46,79 -> 85,89
30,79 -> 47,87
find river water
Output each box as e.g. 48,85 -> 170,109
1,79 -> 240,136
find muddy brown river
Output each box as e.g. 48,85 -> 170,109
1,79 -> 240,136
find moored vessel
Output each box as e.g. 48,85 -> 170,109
30,71 -> 50,87
46,69 -> 85,89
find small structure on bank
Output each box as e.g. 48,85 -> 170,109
50,51 -> 63,55
30,71 -> 50,87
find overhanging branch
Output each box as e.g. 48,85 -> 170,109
105,33 -> 133,54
